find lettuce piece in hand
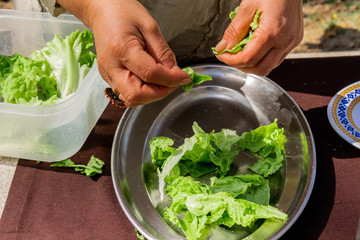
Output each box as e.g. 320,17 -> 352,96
50,155 -> 105,177
212,9 -> 261,55
229,6 -> 239,21
0,54 -> 59,105
181,67 -> 212,93
32,29 -> 96,98
238,119 -> 287,177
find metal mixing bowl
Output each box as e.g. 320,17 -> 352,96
111,64 -> 316,240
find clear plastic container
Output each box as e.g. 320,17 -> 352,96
0,10 -> 109,162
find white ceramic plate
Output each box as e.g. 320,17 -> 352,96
328,81 -> 360,149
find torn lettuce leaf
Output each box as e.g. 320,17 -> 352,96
149,136 -> 175,168
157,134 -> 198,201
50,155 -> 105,177
150,120 -> 288,240
32,29 -> 96,98
185,192 -> 287,228
165,176 -> 210,213
0,54 -> 60,105
165,208 -> 208,240
212,9 -> 261,55
181,67 -> 212,93
210,174 -> 270,205
155,122 -> 241,200
163,176 -> 287,240
238,119 -> 287,177
154,120 -> 286,201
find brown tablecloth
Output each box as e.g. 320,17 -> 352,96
1,56 -> 360,240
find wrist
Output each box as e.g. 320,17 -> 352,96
56,0 -> 99,28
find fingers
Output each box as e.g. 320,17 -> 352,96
141,20 -> 177,68
215,7 -> 257,52
235,48 -> 284,76
103,66 -> 176,107
216,27 -> 274,69
114,22 -> 191,88
122,45 -> 191,87
215,0 -> 304,76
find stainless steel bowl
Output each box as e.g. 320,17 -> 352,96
111,64 -> 316,240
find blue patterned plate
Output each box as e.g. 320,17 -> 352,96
328,81 -> 360,149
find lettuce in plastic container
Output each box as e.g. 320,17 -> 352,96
0,29 -> 96,106
0,54 -> 59,105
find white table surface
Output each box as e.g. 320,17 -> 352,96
0,156 -> 18,219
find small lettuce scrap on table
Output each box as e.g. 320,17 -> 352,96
212,8 -> 261,55
0,29 -> 96,106
181,67 -> 212,93
149,120 -> 288,240
50,155 -> 105,177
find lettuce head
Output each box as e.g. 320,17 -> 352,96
0,29 -> 96,106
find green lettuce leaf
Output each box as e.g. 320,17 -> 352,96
149,136 -> 175,167
157,122 -> 241,200
158,134 -> 198,200
165,209 -> 208,240
163,175 -> 287,240
154,121 -> 288,240
186,192 -> 287,228
178,160 -> 218,178
50,155 -> 105,177
135,229 -> 146,240
165,176 -> 210,213
0,29 -> 96,106
0,54 -> 59,105
238,119 -> 287,177
212,9 -> 261,55
210,174 -> 270,205
181,67 -> 212,93
32,29 -> 96,98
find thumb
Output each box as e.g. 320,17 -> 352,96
215,7 -> 257,53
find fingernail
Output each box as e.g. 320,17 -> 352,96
172,65 -> 181,70
215,39 -> 228,53
181,77 -> 192,85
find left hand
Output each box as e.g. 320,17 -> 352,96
214,0 -> 303,76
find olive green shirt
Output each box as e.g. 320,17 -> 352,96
41,0 -> 240,63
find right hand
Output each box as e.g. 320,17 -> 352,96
214,0 -> 303,76
66,0 -> 192,107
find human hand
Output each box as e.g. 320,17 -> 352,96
214,0 -> 303,76
58,0 -> 191,107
